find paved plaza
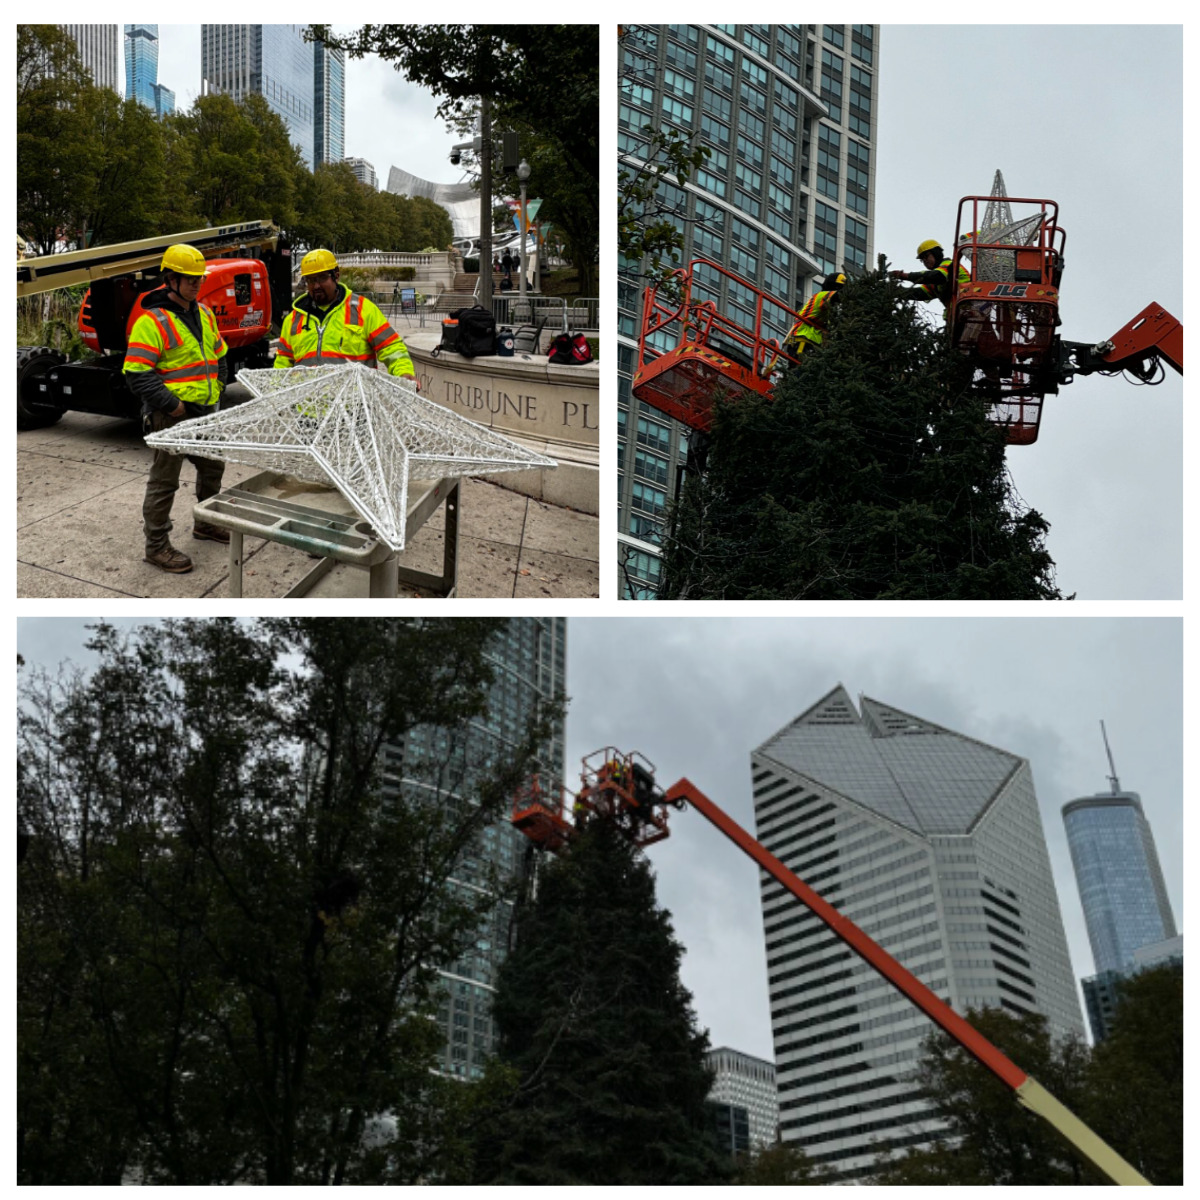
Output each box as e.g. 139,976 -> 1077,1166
17,380 -> 598,600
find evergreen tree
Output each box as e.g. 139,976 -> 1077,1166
659,267 -> 1065,599
475,820 -> 730,1185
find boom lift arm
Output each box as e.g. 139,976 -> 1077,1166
511,751 -> 1151,1186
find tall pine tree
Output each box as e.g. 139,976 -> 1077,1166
474,820 -> 730,1184
659,267 -> 1065,599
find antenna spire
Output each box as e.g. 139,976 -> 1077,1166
1100,720 -> 1121,794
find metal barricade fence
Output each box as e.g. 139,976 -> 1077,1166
489,295 -> 600,332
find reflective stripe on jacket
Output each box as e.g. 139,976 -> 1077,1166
123,302 -> 227,406
273,286 -> 415,376
785,288 -> 838,349
915,258 -> 971,308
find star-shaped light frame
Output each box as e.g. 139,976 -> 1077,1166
144,364 -> 557,551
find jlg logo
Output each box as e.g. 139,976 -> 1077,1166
992,284 -> 1029,297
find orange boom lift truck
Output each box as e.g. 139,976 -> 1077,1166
512,749 -> 1151,1186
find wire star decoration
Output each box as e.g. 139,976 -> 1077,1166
144,363 -> 557,551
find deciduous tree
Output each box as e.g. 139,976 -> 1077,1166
18,618 -> 557,1185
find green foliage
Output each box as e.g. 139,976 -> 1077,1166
871,1008 -> 1099,1186
734,1140 -> 826,1184
471,821 -> 731,1185
618,125 -> 710,285
18,619 -> 559,1185
313,26 -> 599,297
659,268 -> 1066,599
17,33 -> 451,257
1082,965 -> 1182,1185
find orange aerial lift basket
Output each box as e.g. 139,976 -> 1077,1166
950,195 -> 1066,446
632,258 -> 802,434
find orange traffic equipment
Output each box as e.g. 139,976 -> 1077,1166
632,258 -> 802,434
949,195 -> 1066,446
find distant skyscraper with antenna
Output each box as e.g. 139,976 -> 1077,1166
1062,722 -> 1177,1040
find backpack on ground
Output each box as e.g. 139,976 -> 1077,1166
548,331 -> 593,364
450,305 -> 497,357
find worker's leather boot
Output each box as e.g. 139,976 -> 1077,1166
193,523 -> 231,544
144,544 -> 194,573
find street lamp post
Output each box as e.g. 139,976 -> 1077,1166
517,158 -> 530,301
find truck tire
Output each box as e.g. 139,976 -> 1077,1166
17,345 -> 67,430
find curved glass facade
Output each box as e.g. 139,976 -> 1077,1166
617,24 -> 878,595
1063,794 -> 1176,975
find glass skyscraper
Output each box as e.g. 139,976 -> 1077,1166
380,618 -> 567,1080
617,24 -> 878,597
1062,793 -> 1176,976
201,24 -> 315,167
124,25 -> 174,118
753,686 -> 1082,1181
313,38 -> 345,167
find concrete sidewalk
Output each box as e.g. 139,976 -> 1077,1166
17,384 -> 598,600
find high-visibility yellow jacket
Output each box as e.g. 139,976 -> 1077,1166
274,284 -> 415,376
123,294 -> 227,407
913,258 -> 971,308
785,288 -> 839,351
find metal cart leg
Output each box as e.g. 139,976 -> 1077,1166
228,530 -> 244,598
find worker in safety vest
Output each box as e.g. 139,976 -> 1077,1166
124,243 -> 229,574
782,272 -> 846,362
274,248 -> 417,384
890,239 -> 970,312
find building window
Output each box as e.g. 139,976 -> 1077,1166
704,87 -> 733,121
737,134 -> 765,169
664,69 -> 694,99
634,448 -> 669,486
700,113 -> 731,150
664,40 -> 698,73
741,26 -> 771,58
662,96 -> 693,126
707,34 -> 736,67
628,513 -> 662,544
738,108 -> 766,142
734,162 -> 763,195
739,81 -> 767,116
668,23 -> 699,48
704,60 -> 734,94
851,24 -> 874,65
631,482 -> 667,518
636,414 -> 672,453
736,188 -> 761,219
823,25 -> 845,49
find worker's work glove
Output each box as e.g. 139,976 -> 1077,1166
889,270 -> 908,280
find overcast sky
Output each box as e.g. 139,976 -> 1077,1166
147,25 -> 468,191
17,617 -> 1183,1061
874,25 -> 1182,599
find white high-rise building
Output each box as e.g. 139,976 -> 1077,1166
706,1046 -> 778,1150
61,24 -> 118,92
342,157 -> 378,190
753,685 -> 1083,1181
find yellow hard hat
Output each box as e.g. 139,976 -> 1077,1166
160,243 -> 207,276
916,239 -> 943,258
301,248 -> 339,276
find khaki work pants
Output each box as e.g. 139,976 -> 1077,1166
143,402 -> 225,552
